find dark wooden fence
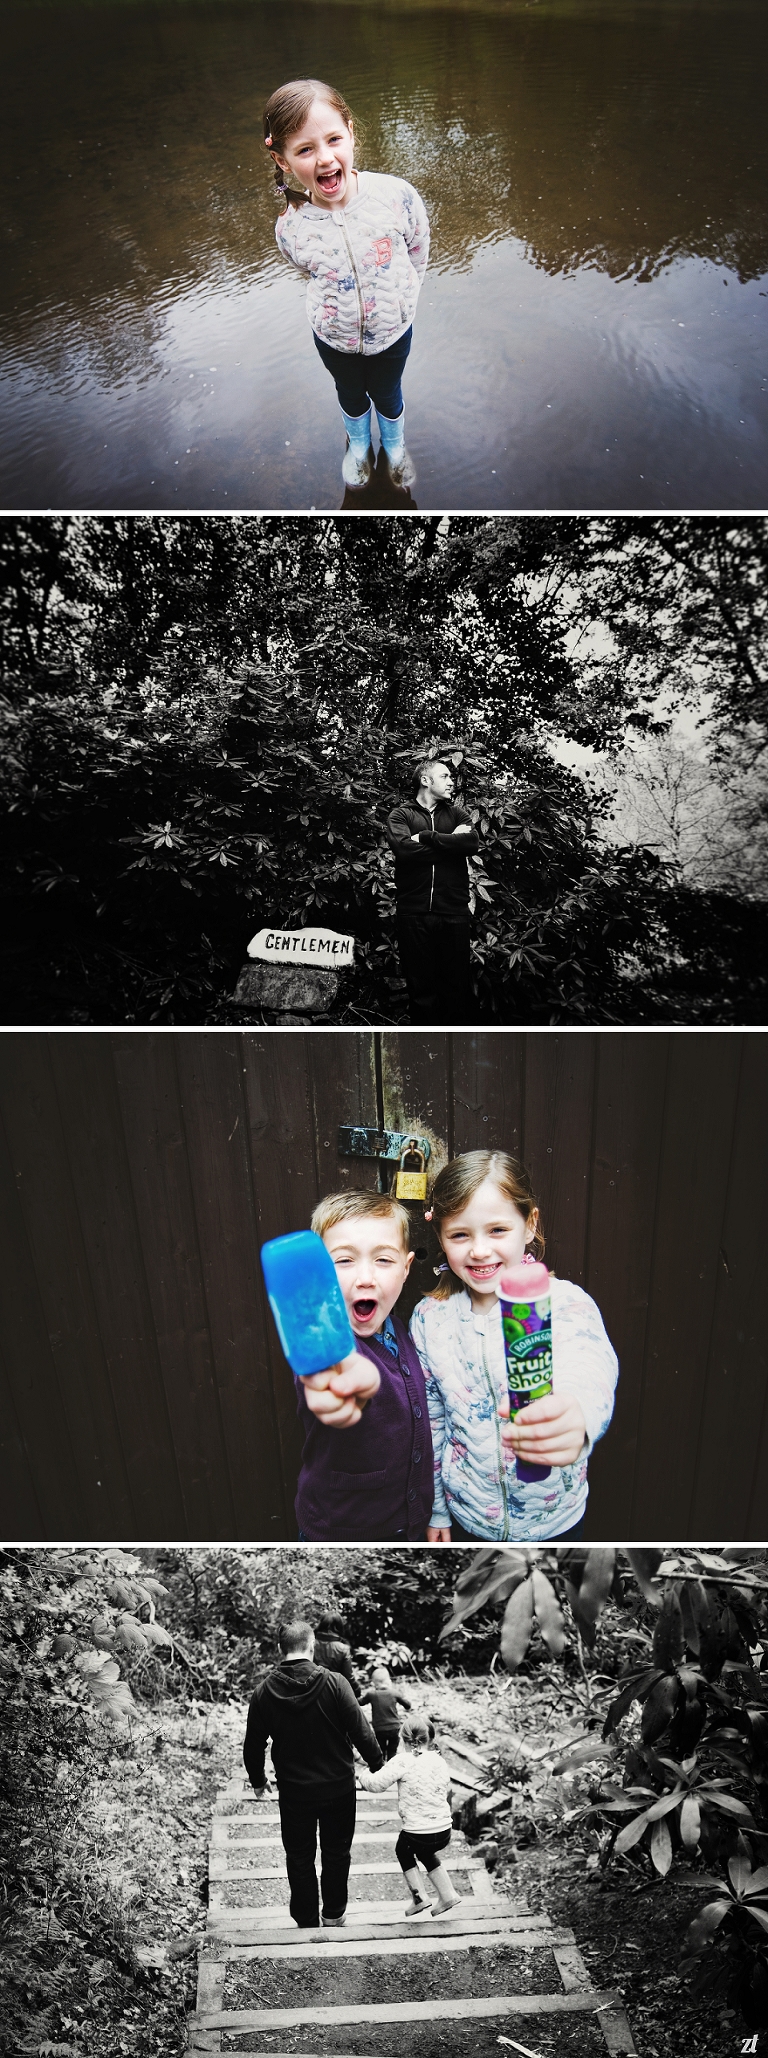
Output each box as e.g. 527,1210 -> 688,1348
1,1031 -> 765,1541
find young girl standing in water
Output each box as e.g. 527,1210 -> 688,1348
263,80 -> 429,491
410,1150 -> 618,1543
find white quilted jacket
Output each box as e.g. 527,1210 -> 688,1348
409,1278 -> 618,1541
357,1748 -> 452,1833
275,170 -> 430,355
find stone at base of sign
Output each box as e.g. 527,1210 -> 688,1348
232,961 -> 341,1018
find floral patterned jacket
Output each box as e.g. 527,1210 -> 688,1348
275,170 -> 430,355
409,1278 -> 618,1541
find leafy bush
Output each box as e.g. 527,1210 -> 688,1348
445,1544 -> 768,2027
145,1545 -> 467,1695
0,1548 -> 175,1913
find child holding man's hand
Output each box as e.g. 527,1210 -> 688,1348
295,1192 -> 434,1543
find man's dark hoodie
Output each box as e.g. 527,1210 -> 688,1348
384,800 -> 480,918
243,1660 -> 384,1803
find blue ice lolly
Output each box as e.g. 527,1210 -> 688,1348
260,1230 -> 355,1377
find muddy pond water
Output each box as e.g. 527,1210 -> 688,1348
1,0 -> 766,511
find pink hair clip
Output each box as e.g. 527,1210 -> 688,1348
264,133 -> 273,146
423,1207 -> 433,1220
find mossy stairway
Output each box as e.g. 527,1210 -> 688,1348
189,1768 -> 638,2058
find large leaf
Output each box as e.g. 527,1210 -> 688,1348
744,1907 -> 768,1938
683,1900 -> 732,1955
626,1549 -> 664,1602
646,1787 -> 685,1822
679,1580 -> 710,1657
653,1591 -> 685,1672
141,1620 -> 173,1650
730,1835 -> 758,1896
114,1614 -> 149,1651
651,1817 -> 673,1876
569,1549 -> 616,1640
744,1868 -> 768,1898
680,1794 -> 701,1848
500,1575 -> 534,1672
550,1737 -> 617,1775
641,1674 -> 681,1744
455,1548 -> 509,1594
614,1807 -> 654,1855
707,1795 -> 754,1821
603,1667 -> 663,1737
532,1569 -> 566,1657
441,1551 -> 529,1637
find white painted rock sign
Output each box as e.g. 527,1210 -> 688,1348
247,926 -> 355,968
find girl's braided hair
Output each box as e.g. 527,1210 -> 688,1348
263,79 -> 356,211
427,1149 -> 545,1301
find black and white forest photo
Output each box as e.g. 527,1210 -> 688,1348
3,1544 -> 768,2058
1,515 -> 766,1028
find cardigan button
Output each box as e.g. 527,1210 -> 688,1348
413,1405 -> 422,1419
407,1489 -> 416,1502
413,1449 -> 422,1464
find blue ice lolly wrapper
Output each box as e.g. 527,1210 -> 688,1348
260,1230 -> 355,1376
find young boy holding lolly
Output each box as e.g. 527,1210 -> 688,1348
294,1191 -> 434,1543
410,1149 -> 618,1542
263,79 -> 429,491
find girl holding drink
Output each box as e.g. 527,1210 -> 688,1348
409,1150 -> 618,1543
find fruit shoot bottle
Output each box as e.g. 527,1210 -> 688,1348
496,1261 -> 553,1484
261,1230 -> 354,1376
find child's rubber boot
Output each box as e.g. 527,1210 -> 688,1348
340,407 -> 373,488
429,1862 -> 461,1916
321,1912 -> 347,1928
402,1864 -> 432,1917
376,406 -> 415,490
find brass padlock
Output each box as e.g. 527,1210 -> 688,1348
395,1139 -> 428,1202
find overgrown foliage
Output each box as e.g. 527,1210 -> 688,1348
147,1545 -> 467,1696
2,517 -> 766,1024
445,1544 -> 768,2028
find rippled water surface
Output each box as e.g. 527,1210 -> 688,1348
1,0 -> 766,510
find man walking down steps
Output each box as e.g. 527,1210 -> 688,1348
243,1619 -> 384,1929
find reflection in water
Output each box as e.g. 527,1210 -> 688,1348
1,0 -> 766,509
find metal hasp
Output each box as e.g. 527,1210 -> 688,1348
338,1126 -> 432,1165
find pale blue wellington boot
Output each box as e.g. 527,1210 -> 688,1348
340,407 -> 373,488
376,406 -> 415,489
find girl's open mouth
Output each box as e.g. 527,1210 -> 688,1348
466,1262 -> 500,1280
352,1297 -> 378,1322
316,167 -> 343,192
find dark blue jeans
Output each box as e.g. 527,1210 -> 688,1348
313,326 -> 412,419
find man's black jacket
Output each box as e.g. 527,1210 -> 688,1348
243,1660 -> 384,1801
384,801 -> 481,918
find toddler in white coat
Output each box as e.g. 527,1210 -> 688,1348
357,1716 -> 459,1917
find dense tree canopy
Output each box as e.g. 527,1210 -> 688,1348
2,516 -> 766,1023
